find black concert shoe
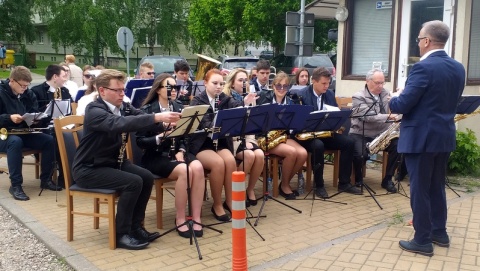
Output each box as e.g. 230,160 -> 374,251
399,239 -> 433,257
315,187 -> 329,198
278,185 -> 296,200
194,228 -> 204,237
175,220 -> 191,239
131,227 -> 160,243
9,186 -> 30,201
338,183 -> 363,195
432,234 -> 450,247
381,178 -> 397,193
116,234 -> 149,250
246,192 -> 257,207
211,207 -> 231,222
223,201 -> 232,214
40,180 -> 63,191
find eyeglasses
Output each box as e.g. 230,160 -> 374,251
274,84 -> 290,90
211,81 -> 226,86
160,85 -> 179,91
146,72 -> 156,76
83,74 -> 94,79
13,79 -> 30,89
415,37 -> 428,43
372,81 -> 385,85
103,87 -> 125,94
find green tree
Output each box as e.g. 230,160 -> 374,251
313,20 -> 337,53
0,0 -> 36,44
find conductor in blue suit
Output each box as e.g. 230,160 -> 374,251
390,20 -> 465,256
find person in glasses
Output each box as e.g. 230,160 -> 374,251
349,68 -> 407,193
59,62 -> 79,99
136,73 -> 205,238
64,54 -> 83,88
138,62 -> 155,79
72,69 -> 182,250
297,67 -> 361,198
0,66 -> 58,200
256,72 -> 308,200
173,60 -> 193,105
189,68 -> 256,221
223,68 -> 264,206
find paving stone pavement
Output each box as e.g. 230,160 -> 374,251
1,156 -> 479,270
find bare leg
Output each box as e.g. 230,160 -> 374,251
217,149 -> 236,211
247,149 -> 264,200
168,163 -> 189,231
286,139 -> 308,181
196,150 -> 226,216
188,160 -> 205,231
269,143 -> 297,194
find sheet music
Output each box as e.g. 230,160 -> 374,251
22,112 -> 48,126
45,100 -> 71,118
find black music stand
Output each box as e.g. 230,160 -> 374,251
349,101 -> 383,209
158,104 -> 222,260
249,104 -> 313,226
209,106 -> 266,240
297,110 -> 351,211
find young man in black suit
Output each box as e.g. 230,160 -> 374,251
72,69 -> 181,250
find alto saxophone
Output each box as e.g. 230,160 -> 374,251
367,122 -> 400,154
295,131 -> 333,141
257,130 -> 287,151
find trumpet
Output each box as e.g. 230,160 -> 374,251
0,127 -> 45,140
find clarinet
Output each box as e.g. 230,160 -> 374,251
166,82 -> 176,161
213,93 -> 219,151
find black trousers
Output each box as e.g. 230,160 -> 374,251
296,133 -> 354,188
350,133 -> 404,183
73,160 -> 154,234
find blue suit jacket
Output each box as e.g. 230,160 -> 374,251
389,51 -> 465,153
298,85 -> 337,109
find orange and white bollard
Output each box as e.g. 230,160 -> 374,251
232,171 -> 247,271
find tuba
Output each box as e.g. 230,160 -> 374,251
195,54 -> 221,81
257,130 -> 287,151
366,122 -> 400,154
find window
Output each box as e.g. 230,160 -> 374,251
39,56 -> 45,61
344,0 -> 395,79
38,32 -> 44,44
467,0 -> 480,84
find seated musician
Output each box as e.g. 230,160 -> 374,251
350,68 -> 407,193
256,72 -> 308,200
31,64 -> 73,111
173,60 -> 193,105
72,69 -> 181,250
223,68 -> 264,206
136,73 -> 205,238
0,66 -> 58,201
297,67 -> 361,198
189,69 -> 256,221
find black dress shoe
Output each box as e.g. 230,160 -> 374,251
9,186 -> 30,201
381,179 -> 397,193
338,183 -> 363,195
246,193 -> 257,207
193,229 -> 204,237
315,187 -> 329,198
40,180 -> 63,191
223,201 -> 232,213
432,234 -> 450,247
211,207 -> 231,222
116,234 -> 149,250
279,185 -> 296,200
175,220 -> 191,239
399,239 -> 433,256
131,227 -> 160,243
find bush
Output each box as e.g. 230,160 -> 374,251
448,129 -> 480,175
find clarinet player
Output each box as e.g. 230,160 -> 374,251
72,70 -> 181,250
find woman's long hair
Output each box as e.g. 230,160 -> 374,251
141,73 -> 173,107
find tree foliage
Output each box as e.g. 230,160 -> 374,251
0,0 -> 36,44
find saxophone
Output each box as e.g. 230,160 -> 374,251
257,130 -> 287,151
295,131 -> 333,140
367,122 -> 400,154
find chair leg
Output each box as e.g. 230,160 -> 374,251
271,156 -> 279,197
382,151 -> 389,180
333,151 -> 340,187
35,153 -> 41,179
67,196 -> 74,242
306,153 -> 312,191
155,181 -> 163,229
108,196 -> 116,250
93,198 -> 100,229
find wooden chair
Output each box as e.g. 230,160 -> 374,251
0,149 -> 41,179
126,132 -> 175,229
54,115 -> 118,250
305,150 -> 341,190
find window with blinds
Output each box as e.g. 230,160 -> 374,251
345,0 -> 395,79
468,0 -> 480,83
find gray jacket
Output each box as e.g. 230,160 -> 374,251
349,86 -> 391,138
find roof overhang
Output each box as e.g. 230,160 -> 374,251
304,0 -> 339,20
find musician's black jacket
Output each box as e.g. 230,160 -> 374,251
136,99 -> 185,161
72,98 -> 163,171
188,90 -> 241,156
297,85 -> 338,109
0,79 -> 48,129
256,89 -> 296,105
31,81 -> 73,111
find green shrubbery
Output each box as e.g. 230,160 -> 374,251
448,129 -> 480,175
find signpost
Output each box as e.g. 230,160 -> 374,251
284,0 -> 315,65
116,27 -> 134,78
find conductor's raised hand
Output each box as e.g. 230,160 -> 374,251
154,112 -> 181,123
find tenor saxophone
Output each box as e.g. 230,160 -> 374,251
366,122 -> 400,154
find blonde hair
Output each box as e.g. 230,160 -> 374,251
65,55 -> 76,63
223,68 -> 248,97
272,72 -> 290,86
95,69 -> 126,89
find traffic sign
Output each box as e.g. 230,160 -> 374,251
116,27 -> 134,52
